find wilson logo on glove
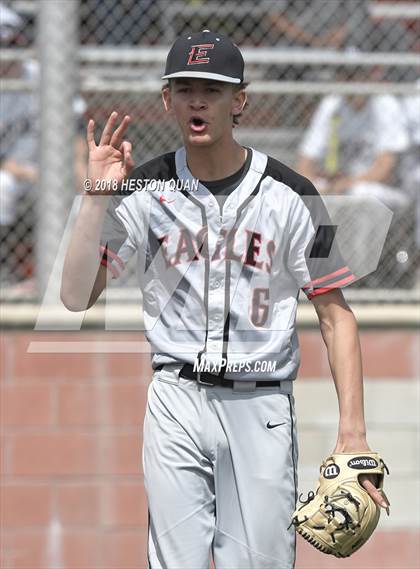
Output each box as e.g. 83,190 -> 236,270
323,464 -> 340,479
347,456 -> 378,469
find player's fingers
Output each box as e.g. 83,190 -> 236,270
120,140 -> 132,159
121,140 -> 134,177
110,115 -> 131,149
360,476 -> 390,512
99,111 -> 119,146
86,119 -> 96,150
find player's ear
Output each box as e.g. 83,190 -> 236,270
161,84 -> 172,113
232,86 -> 247,118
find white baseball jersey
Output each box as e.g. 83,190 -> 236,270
100,147 -> 354,380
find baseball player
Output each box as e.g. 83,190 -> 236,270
62,30 -> 389,569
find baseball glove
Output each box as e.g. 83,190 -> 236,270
290,452 -> 390,558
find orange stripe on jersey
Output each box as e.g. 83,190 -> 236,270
302,266 -> 351,290
307,274 -> 356,299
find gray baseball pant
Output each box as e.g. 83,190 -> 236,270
142,364 -> 298,569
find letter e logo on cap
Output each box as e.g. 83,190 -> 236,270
187,44 -> 214,65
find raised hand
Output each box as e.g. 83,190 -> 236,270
86,111 -> 135,193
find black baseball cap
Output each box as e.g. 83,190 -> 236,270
162,29 -> 244,84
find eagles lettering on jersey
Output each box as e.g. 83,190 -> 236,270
155,227 -> 276,273
99,148 -> 355,379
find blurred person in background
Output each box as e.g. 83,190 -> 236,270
267,0 -> 356,51
296,87 -> 410,210
296,11 -> 411,210
266,0 -> 374,81
265,0 -> 381,130
0,3 -> 38,284
296,62 -> 413,287
0,3 -> 88,287
267,0 -> 413,54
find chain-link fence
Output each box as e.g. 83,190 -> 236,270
1,0 -> 419,302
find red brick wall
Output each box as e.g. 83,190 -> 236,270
1,330 -> 418,569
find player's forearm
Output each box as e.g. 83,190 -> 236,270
319,309 -> 368,447
61,194 -> 110,311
